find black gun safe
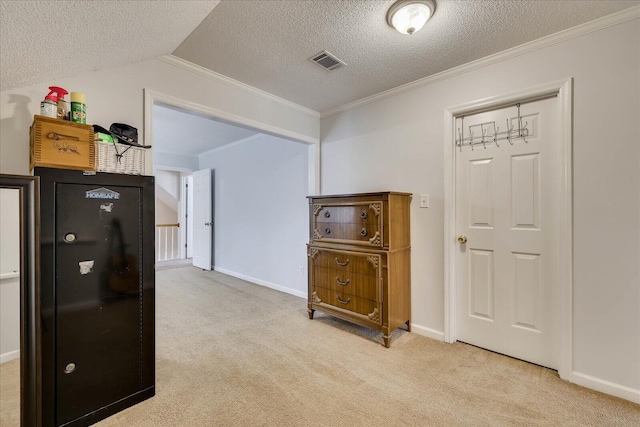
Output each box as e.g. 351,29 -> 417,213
36,168 -> 155,426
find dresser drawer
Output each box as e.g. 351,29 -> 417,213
312,201 -> 383,247
310,247 -> 380,276
316,205 -> 380,226
308,247 -> 380,301
311,286 -> 378,319
312,267 -> 377,301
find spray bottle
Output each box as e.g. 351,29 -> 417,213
40,92 -> 58,118
70,92 -> 86,124
47,86 -> 69,120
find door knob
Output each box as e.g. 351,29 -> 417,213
204,222 -> 211,226
457,235 -> 468,244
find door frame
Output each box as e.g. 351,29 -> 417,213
181,174 -> 194,260
443,78 -> 573,380
152,165 -> 192,261
0,174 -> 40,427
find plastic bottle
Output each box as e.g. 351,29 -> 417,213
47,86 -> 69,120
70,92 -> 86,124
40,93 -> 58,118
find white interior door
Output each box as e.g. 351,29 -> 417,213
455,97 -> 559,369
186,175 -> 194,259
192,168 -> 213,270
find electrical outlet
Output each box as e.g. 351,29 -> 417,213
420,194 -> 429,208
299,266 -> 304,275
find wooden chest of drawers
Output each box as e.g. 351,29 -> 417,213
307,192 -> 411,347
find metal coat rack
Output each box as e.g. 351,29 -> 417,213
455,103 -> 529,151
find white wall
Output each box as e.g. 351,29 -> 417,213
153,151 -> 198,171
199,134 -> 309,297
155,169 -> 181,199
155,168 -> 180,224
320,18 -> 640,400
0,57 -> 319,176
0,188 -> 20,362
156,199 -> 178,225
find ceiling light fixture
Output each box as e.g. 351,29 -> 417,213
386,0 -> 436,35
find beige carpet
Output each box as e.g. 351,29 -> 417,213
0,358 -> 19,427
2,267 -> 639,426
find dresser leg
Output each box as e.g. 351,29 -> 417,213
383,335 -> 391,348
308,308 -> 315,319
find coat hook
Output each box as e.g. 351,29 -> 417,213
469,127 -> 474,150
480,123 -> 487,149
457,116 -> 465,151
516,103 -> 529,143
506,119 -> 513,145
493,122 -> 500,148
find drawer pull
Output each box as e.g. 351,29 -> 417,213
324,211 -> 331,218
335,257 -> 349,266
336,295 -> 351,304
47,132 -> 79,141
324,228 -> 331,235
361,211 -> 368,219
335,276 -> 350,286
360,228 -> 367,236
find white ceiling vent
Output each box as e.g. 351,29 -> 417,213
309,50 -> 345,71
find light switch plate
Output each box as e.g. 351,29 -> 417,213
420,194 -> 429,208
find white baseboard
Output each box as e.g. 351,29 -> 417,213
571,371 -> 640,404
410,323 -> 445,342
0,349 -> 19,364
213,267 -> 307,299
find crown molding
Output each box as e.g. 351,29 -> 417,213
320,5 -> 640,118
158,55 -> 320,119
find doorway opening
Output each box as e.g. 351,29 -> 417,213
144,90 -> 319,276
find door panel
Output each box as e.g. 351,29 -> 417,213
192,169 -> 212,270
468,249 -> 494,321
469,159 -> 494,228
55,183 -> 142,425
456,97 -> 558,369
512,252 -> 541,331
511,154 -> 540,229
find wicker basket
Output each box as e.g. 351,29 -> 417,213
96,141 -> 145,174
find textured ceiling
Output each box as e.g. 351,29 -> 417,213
174,0 -> 639,112
0,0 -> 219,92
1,0 -> 638,115
153,104 -> 259,156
